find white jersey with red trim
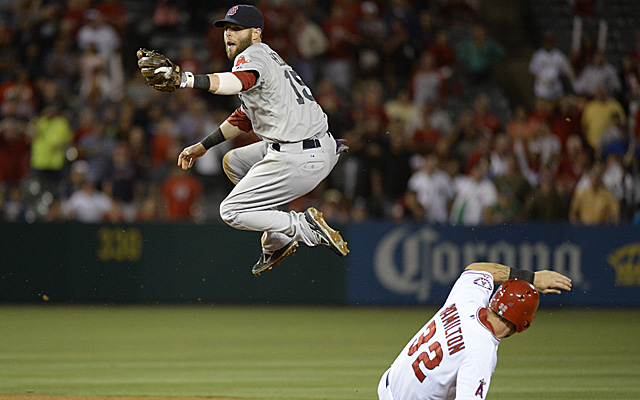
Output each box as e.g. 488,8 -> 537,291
385,271 -> 500,400
231,42 -> 328,143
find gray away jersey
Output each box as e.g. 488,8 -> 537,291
231,42 -> 328,143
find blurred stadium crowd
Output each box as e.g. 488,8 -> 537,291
1,0 -> 639,225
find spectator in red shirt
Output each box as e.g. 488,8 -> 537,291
472,94 -> 502,136
0,70 -> 38,120
0,118 -> 30,186
549,95 -> 583,151
152,0 -> 180,32
160,168 -> 203,221
410,122 -> 442,155
322,3 -> 359,93
95,0 -> 128,37
61,0 -> 92,36
150,116 -> 177,169
555,134 -> 590,197
427,30 -> 456,73
507,105 -> 537,142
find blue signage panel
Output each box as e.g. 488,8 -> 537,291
347,223 -> 640,306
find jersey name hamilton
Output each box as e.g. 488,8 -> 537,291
232,42 -> 328,143
387,271 -> 500,400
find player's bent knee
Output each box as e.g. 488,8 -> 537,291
219,199 -> 240,227
222,151 -> 239,185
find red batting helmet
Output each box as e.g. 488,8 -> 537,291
489,279 -> 540,333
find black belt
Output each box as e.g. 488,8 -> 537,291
271,138 -> 321,152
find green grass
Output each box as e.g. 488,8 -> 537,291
0,306 -> 638,400
491,309 -> 640,400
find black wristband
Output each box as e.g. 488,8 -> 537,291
200,127 -> 225,150
194,75 -> 211,91
509,267 -> 535,284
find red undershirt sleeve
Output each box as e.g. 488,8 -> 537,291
227,107 -> 253,132
232,70 -> 259,91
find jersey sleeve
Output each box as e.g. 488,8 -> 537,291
231,47 -> 268,80
445,270 -> 494,306
455,359 -> 493,400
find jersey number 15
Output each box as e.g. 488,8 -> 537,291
407,320 -> 443,382
284,70 -> 314,105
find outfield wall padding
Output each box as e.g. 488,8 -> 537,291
1,222 -> 639,306
347,223 -> 640,307
0,222 -> 347,304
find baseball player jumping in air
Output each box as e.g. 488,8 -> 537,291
136,4 -> 349,275
378,263 -> 572,400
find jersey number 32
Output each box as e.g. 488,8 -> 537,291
407,320 -> 443,382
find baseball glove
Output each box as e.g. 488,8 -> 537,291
136,48 -> 183,92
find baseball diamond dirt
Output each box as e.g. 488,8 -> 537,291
0,397 -> 291,400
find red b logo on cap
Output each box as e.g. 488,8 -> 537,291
228,6 -> 238,16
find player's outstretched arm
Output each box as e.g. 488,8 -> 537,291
465,262 -> 512,284
465,263 -> 572,294
174,71 -> 243,94
137,49 -> 243,95
532,270 -> 572,294
189,73 -> 243,95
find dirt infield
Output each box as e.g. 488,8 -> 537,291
0,397 -> 266,400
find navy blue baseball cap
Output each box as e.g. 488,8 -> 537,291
214,4 -> 264,30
